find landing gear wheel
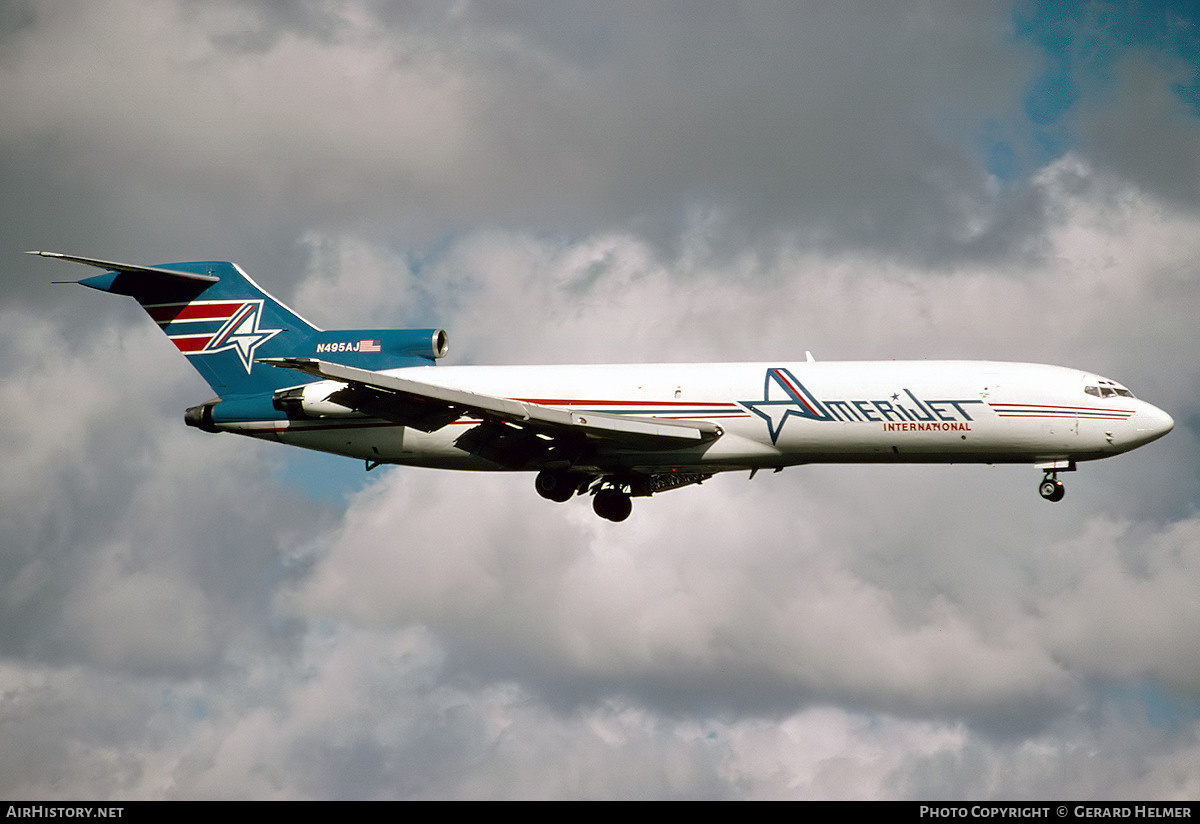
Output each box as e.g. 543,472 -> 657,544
535,469 -> 577,503
1039,477 -> 1065,502
593,489 -> 632,522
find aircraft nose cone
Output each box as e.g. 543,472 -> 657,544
1136,404 -> 1174,442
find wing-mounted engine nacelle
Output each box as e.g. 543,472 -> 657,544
272,382 -> 362,419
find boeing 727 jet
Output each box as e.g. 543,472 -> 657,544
34,251 -> 1174,521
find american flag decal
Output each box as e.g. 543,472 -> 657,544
359,339 -> 381,353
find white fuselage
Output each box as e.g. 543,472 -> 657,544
222,360 -> 1174,474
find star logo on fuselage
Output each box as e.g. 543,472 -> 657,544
203,301 -> 282,373
740,368 -> 832,444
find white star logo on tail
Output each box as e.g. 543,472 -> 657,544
204,301 -> 282,373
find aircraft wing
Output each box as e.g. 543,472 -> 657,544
260,357 -> 722,464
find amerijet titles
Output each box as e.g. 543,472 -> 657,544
742,367 -> 983,443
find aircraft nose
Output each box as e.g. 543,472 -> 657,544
1135,404 -> 1174,443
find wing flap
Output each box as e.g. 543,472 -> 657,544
259,357 -> 722,446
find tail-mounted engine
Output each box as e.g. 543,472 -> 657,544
272,382 -> 360,419
310,328 -> 448,364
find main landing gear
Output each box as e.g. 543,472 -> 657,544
592,488 -> 633,522
535,468 -> 710,522
534,468 -> 579,503
534,469 -> 634,522
1038,473 -> 1065,502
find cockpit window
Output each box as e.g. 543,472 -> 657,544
1086,381 -> 1135,399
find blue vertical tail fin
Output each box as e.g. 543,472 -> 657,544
33,252 -> 447,398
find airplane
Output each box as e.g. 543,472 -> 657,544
33,250 -> 1175,522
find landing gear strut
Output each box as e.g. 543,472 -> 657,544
1038,473 -> 1065,502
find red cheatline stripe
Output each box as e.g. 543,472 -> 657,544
996,413 -> 1130,420
146,301 -> 245,324
659,414 -> 750,420
990,402 -> 1135,414
264,421 -> 407,433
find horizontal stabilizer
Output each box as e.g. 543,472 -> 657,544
27,251 -> 220,283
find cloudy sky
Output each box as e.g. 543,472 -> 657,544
2,0 -> 1199,800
